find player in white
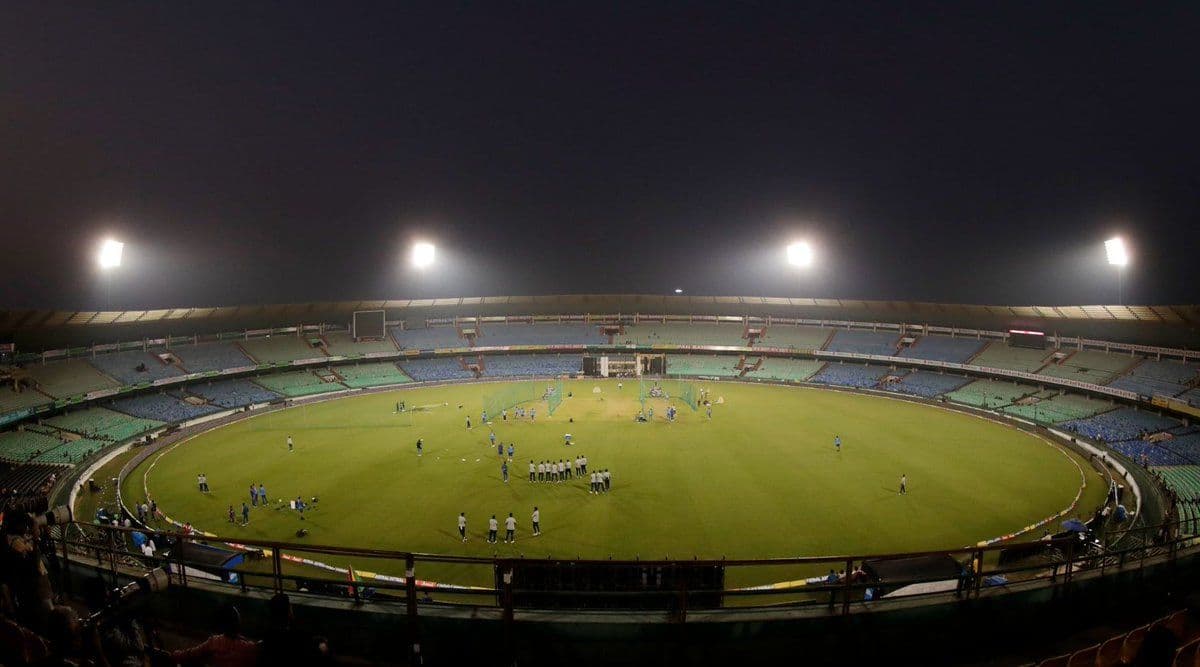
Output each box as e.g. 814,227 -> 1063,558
504,513 -> 517,543
528,460 -> 536,483
580,455 -> 588,475
532,507 -> 541,536
488,515 -> 499,544
590,471 -> 600,494
458,512 -> 467,542
603,469 -> 612,492
537,461 -> 545,482
287,435 -> 294,452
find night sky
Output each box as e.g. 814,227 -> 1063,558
2,3 -> 1197,309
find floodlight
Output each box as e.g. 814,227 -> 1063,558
412,242 -> 436,269
98,239 -> 124,269
786,241 -> 813,267
1104,238 -> 1128,267
674,288 -> 683,294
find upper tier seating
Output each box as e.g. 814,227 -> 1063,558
884,371 -> 972,398
755,326 -> 832,350
1001,393 -> 1113,423
240,336 -> 325,365
88,350 -> 184,385
0,384 -> 52,416
809,363 -> 890,389
1109,359 -> 1200,398
482,354 -> 582,377
253,371 -> 344,397
111,392 -> 223,423
665,355 -> 741,377
744,358 -> 825,382
171,342 -> 255,372
897,336 -> 986,363
181,379 -> 281,408
476,323 -> 605,346
968,343 -> 1051,372
24,360 -> 121,398
45,407 -> 163,441
1060,408 -> 1181,443
945,379 -> 1039,408
824,329 -> 899,356
30,435 -> 110,465
1038,350 -> 1139,385
1115,441 -> 1191,466
391,326 -> 464,350
335,362 -> 413,388
620,323 -> 747,347
0,429 -> 68,463
1163,432 -> 1200,463
321,331 -> 399,356
398,358 -> 477,382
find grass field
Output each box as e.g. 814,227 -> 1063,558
121,379 -> 1107,589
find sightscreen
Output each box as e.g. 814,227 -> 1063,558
352,310 -> 386,340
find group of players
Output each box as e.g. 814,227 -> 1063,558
457,507 -> 542,544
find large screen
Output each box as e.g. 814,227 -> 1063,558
352,310 -> 386,340
1008,329 -> 1047,350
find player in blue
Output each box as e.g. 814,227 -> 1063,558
507,443 -> 515,459
501,460 -> 509,484
489,431 -> 497,447
834,435 -> 841,452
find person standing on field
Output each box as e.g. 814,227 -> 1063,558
899,474 -> 907,495
532,507 -> 541,536
458,512 -> 467,542
287,435 -> 294,452
488,515 -> 499,544
504,513 -> 517,544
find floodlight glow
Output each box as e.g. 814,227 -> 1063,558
412,242 -> 436,269
674,288 -> 683,294
1105,238 -> 1128,266
786,241 -> 814,267
98,239 -> 124,269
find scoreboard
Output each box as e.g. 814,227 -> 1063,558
1008,329 -> 1047,350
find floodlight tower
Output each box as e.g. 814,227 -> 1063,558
97,239 -> 124,309
1105,237 -> 1128,304
786,241 -> 814,268
411,241 -> 436,269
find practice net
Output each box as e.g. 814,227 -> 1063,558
638,377 -> 699,411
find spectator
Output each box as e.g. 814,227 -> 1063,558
161,605 -> 259,667
258,593 -> 315,666
0,583 -> 50,666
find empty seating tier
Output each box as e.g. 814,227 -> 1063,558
745,358 -> 825,382
620,323 -> 747,347
809,363 -> 891,389
390,327 -> 464,350
335,362 -> 413,388
0,385 -> 52,416
945,379 -> 1038,408
240,336 -> 326,365
755,326 -> 832,350
1000,393 -> 1113,423
884,371 -> 972,398
897,335 -> 986,363
824,329 -> 900,356
969,343 -> 1051,372
476,323 -> 606,346
181,379 -> 281,408
1109,359 -> 1200,398
253,371 -> 344,397
398,358 -> 477,382
1060,408 -> 1182,443
87,349 -> 184,384
171,342 -> 255,372
1038,350 -> 1139,385
0,429 -> 69,464
322,331 -> 400,357
44,407 -> 164,441
482,354 -> 582,377
665,355 -> 741,377
24,360 -> 121,398
111,392 -> 223,423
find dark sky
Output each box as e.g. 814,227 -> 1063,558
2,2 -> 1198,309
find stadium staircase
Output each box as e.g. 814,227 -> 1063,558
235,342 -> 258,365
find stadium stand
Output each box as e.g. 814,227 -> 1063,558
620,323 -> 746,346
945,379 -> 1038,408
253,370 -> 344,397
968,342 -> 1051,372
24,359 -> 121,398
884,371 -> 972,398
1060,408 -> 1181,443
87,349 -> 184,385
1154,466 -> 1200,499
45,406 -> 164,441
0,383 -> 52,416
181,379 -> 281,408
1181,388 -> 1200,407
334,362 -> 413,388
1001,393 -> 1113,423
808,362 -> 890,389
824,329 -> 900,356
399,357 -> 478,382
0,428 -> 69,463
1037,350 -> 1139,385
1164,432 -> 1200,463
477,323 -> 605,346
171,341 -> 255,372
665,355 -> 741,377
1115,440 -> 1193,466
482,354 -> 582,377
29,435 -> 110,465
0,462 -> 60,493
390,326 -> 464,350
240,336 -> 325,365
110,392 -> 223,423
744,358 -> 825,382
897,335 -> 986,363
754,325 -> 832,350
322,330 -> 400,356
1109,359 -> 1200,398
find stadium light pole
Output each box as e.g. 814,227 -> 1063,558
97,239 -> 124,309
411,241 -> 436,270
1105,237 -> 1128,304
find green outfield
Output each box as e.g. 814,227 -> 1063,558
122,379 -> 1108,589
